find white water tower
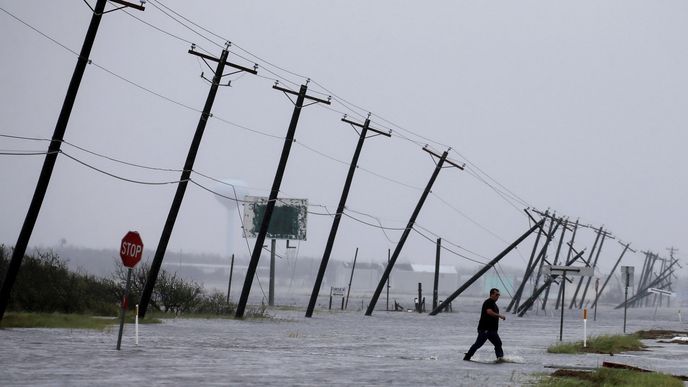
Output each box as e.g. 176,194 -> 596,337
213,178 -> 249,257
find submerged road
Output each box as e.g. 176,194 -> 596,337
2,299 -> 687,386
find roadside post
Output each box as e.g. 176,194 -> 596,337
593,278 -> 599,321
543,265 -> 593,341
117,231 -> 143,350
583,308 -> 588,347
621,266 -> 634,333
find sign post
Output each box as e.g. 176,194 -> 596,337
543,265 -> 594,341
117,231 -> 143,350
583,308 -> 588,347
621,266 -> 634,333
593,278 -> 599,321
330,286 -> 346,310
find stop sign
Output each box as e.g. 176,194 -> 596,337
120,231 -> 144,268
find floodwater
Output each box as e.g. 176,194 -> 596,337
2,299 -> 687,386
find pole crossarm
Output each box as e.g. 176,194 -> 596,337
188,49 -> 258,75
423,146 -> 464,170
273,84 -> 331,105
341,117 -> 391,137
108,0 -> 145,11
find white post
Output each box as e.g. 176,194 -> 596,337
135,304 -> 139,345
583,308 -> 588,348
679,310 -> 682,323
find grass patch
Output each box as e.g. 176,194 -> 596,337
536,368 -> 683,387
1,312 -> 160,330
548,334 -> 645,354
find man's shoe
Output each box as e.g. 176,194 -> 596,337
463,353 -> 471,361
495,357 -> 505,363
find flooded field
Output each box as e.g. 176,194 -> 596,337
2,299 -> 687,386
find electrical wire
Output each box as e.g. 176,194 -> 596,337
2,3 -> 593,271
60,150 -> 184,185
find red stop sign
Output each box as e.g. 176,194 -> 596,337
120,231 -> 144,268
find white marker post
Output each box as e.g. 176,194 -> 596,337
135,304 -> 139,345
583,308 -> 588,348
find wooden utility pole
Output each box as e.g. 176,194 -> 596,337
305,115 -> 389,317
139,44 -> 257,318
0,0 -> 145,321
236,82 -> 330,318
366,147 -> 463,316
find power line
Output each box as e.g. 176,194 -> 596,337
3,5 -> 533,221
412,227 -> 486,265
60,151 -> 183,185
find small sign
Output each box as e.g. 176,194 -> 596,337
648,288 -> 675,297
544,265 -> 594,277
620,266 -> 634,288
331,286 -> 346,297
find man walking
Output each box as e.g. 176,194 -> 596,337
463,288 -> 506,361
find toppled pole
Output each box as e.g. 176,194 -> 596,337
429,219 -> 544,316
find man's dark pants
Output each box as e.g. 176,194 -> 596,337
466,329 -> 503,358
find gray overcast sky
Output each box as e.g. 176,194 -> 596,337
0,1 -> 685,277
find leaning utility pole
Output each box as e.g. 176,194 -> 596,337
555,219 -> 578,310
590,242 -> 632,309
365,147 -> 464,316
541,218 -> 568,310
235,81 -> 331,318
569,226 -> 602,309
430,219 -> 545,315
139,44 -> 257,318
305,115 -> 390,318
0,0 -> 145,322
506,211 -> 547,313
577,228 -> 611,308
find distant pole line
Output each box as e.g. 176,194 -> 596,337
578,229 -> 610,308
236,82 -> 330,318
541,218 -> 568,311
512,217 -> 561,315
528,216 -> 561,309
555,219 -> 578,310
506,211 -> 546,313
0,0 -> 146,322
139,45 -> 257,319
569,226 -> 602,309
